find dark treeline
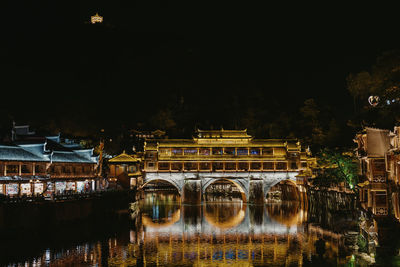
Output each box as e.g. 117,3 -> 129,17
1,4 -> 400,153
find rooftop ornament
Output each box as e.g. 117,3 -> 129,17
368,95 -> 379,107
91,13 -> 103,24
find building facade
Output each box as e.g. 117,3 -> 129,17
354,127 -> 400,216
144,129 -> 311,173
108,151 -> 142,189
0,128 -> 99,197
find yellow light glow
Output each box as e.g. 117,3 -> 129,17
91,13 -> 103,24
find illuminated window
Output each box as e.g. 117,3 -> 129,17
237,148 -> 248,155
6,184 -> 18,195
6,165 -> 18,174
224,148 -> 235,155
212,148 -> 223,155
21,183 -> 31,195
250,148 -> 260,155
199,148 -> 210,155
129,166 -> 137,172
172,148 -> 183,155
159,148 -> 171,155
184,148 -> 197,155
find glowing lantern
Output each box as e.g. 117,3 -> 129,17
368,95 -> 379,107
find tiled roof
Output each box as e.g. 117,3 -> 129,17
0,145 -> 48,162
51,151 -> 97,163
0,144 -> 97,164
109,152 -> 140,163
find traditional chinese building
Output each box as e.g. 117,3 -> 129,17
144,129 -> 311,173
0,127 -> 99,197
108,151 -> 142,189
354,127 -> 392,216
143,129 -> 314,204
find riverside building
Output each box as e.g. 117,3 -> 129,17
143,129 -> 314,204
0,126 -> 99,197
354,127 -> 400,217
144,129 -> 311,173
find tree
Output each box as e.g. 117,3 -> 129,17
149,109 -> 177,131
347,50 -> 400,101
313,148 -> 358,190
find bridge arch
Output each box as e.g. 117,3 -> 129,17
202,178 -> 248,202
266,179 -> 300,201
142,178 -> 182,194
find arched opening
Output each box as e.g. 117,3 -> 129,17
142,179 -> 180,194
266,179 -> 300,203
141,179 -> 181,207
203,179 -> 247,202
141,179 -> 181,228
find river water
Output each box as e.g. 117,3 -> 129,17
1,191 -> 400,266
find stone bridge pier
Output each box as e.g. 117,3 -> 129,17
143,172 -> 303,204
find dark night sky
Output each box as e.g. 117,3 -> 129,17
1,2 -> 400,135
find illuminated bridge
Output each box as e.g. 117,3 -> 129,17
142,129 -> 314,204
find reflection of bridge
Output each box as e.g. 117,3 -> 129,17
122,203 -> 346,266
143,171 -> 305,204
140,203 -> 307,235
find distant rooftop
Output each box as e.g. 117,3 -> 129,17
195,129 -> 251,139
0,124 -> 98,164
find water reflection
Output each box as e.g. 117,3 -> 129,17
2,192 -> 357,266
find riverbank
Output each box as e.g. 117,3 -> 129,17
0,190 -> 135,235
307,188 -> 358,234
